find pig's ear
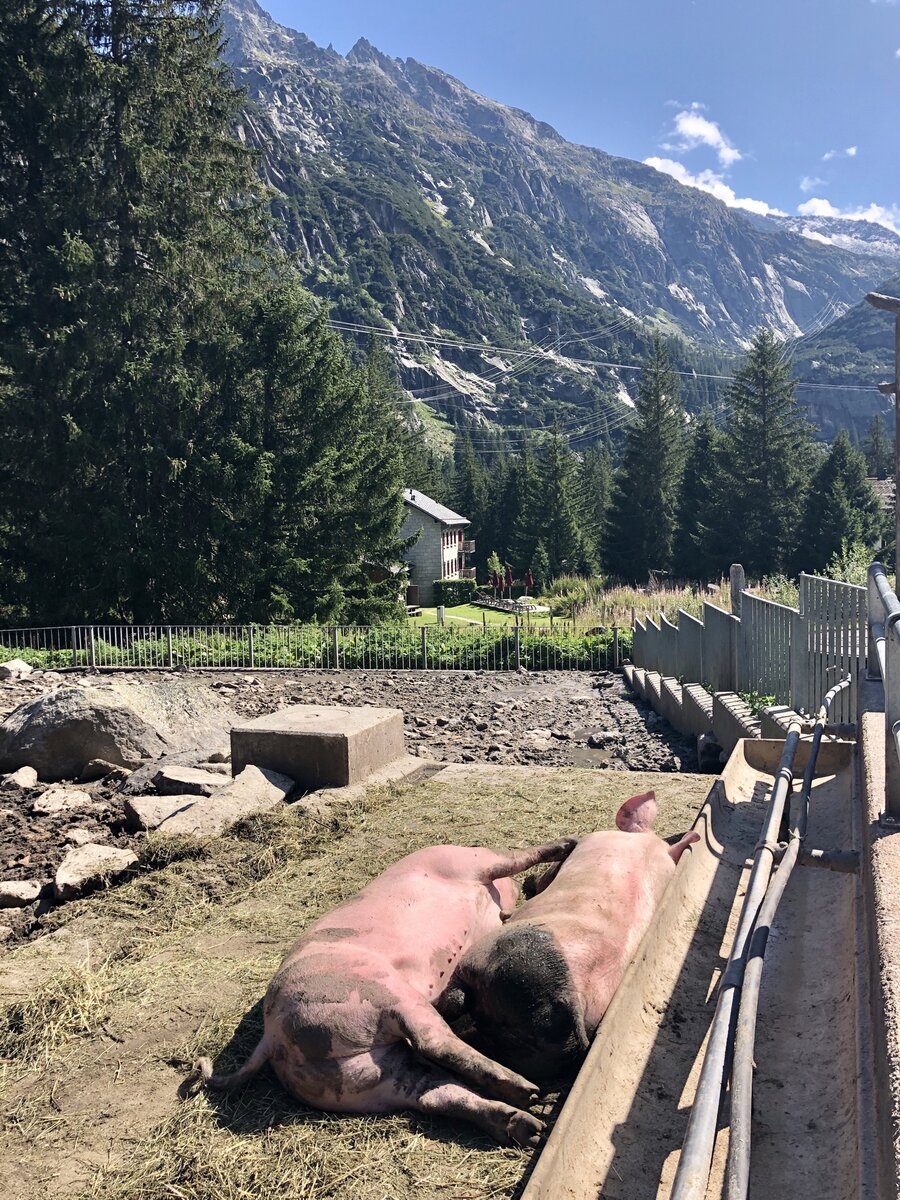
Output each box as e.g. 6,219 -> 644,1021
615,790 -> 658,832
667,831 -> 701,864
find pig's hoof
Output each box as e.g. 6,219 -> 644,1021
504,1109 -> 545,1148
551,837 -> 578,859
495,1073 -> 540,1109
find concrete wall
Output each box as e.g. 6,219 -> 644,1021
400,510 -> 465,606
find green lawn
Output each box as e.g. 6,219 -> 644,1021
407,603 -> 553,627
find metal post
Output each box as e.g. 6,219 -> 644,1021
166,626 -> 174,669
885,621 -> 900,820
514,626 -> 521,671
70,626 -> 77,668
867,570 -> 883,679
331,627 -> 340,669
613,626 -> 620,669
89,627 -> 96,670
421,626 -> 428,670
248,625 -> 256,669
729,563 -> 745,619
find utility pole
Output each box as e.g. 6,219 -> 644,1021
865,292 -> 900,581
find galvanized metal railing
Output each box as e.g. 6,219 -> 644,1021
0,622 -> 627,674
867,562 -> 900,821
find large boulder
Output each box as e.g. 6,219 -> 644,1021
155,765 -> 294,836
0,658 -> 33,681
54,844 -> 138,901
0,687 -> 170,782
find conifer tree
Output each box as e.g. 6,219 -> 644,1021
533,429 -> 592,576
796,430 -> 884,573
604,336 -> 685,582
580,443 -> 613,570
674,405 -> 727,581
864,413 -> 893,480
718,329 -> 816,576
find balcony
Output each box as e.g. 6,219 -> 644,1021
460,567 -> 477,579
462,540 -> 476,554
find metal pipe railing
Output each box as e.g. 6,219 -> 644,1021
669,717 -> 803,1200
724,674 -> 851,1200
867,563 -> 900,821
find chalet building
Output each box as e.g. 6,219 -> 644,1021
401,489 -> 475,606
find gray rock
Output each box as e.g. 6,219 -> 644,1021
32,787 -> 93,816
587,731 -> 625,749
155,765 -> 293,836
0,879 -> 43,908
54,844 -> 138,900
124,793 -> 197,831
0,658 -> 33,681
152,765 -> 226,797
64,826 -> 106,846
80,758 -> 132,782
1,765 -> 38,790
0,687 -> 169,782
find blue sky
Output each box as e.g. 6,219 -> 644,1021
261,0 -> 900,232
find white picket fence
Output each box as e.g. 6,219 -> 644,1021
632,571 -> 866,724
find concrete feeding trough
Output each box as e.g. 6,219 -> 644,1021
230,704 -> 408,789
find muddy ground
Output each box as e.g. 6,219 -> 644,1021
0,667 -> 696,947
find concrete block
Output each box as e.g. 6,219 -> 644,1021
631,668 -> 647,701
660,678 -> 687,735
760,705 -> 803,739
682,685 -> 714,739
712,692 -> 761,757
623,664 -> 636,691
230,704 -> 407,789
645,672 -> 663,710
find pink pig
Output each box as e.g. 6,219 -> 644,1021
453,792 -> 699,1086
192,838 -> 576,1145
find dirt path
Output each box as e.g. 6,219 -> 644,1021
0,764 -> 712,1200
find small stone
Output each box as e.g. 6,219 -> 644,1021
2,765 -> 38,790
0,658 -> 33,681
474,720 -> 489,732
64,827 -> 104,846
54,844 -> 138,900
80,759 -> 132,782
0,925 -> 13,942
32,787 -> 93,816
587,731 -> 625,749
124,793 -> 197,832
152,766 -> 227,797
0,879 -> 42,908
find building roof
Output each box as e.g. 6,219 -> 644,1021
403,488 -> 470,526
868,477 -> 896,514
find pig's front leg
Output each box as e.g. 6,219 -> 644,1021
394,999 -> 541,1108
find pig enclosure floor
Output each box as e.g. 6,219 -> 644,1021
0,764 -> 711,1200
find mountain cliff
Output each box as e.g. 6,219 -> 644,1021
220,0 -> 896,437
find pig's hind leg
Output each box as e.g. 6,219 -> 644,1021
393,999 -> 541,1109
480,838 -> 578,882
342,1043 -> 544,1148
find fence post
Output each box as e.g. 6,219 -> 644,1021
868,569 -> 883,680
790,610 -> 809,715
70,626 -> 78,668
89,627 -> 96,670
166,627 -> 174,669
421,626 -> 428,670
514,626 -> 521,671
331,627 -> 340,669
248,625 -> 256,669
613,626 -> 620,669
730,563 -> 745,619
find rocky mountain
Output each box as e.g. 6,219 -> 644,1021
220,0 -> 897,438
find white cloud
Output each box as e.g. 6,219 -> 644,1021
661,102 -> 742,168
797,196 -> 900,233
800,175 -> 826,193
846,146 -> 858,157
645,157 -> 786,216
822,146 -> 859,161
895,46 -> 900,56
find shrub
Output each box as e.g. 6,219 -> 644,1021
432,579 -> 477,607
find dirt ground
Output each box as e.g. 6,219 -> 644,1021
0,667 -> 697,947
0,763 -> 713,1200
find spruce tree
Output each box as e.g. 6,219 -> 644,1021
864,413 -> 893,479
674,405 -> 727,581
604,336 -> 685,582
533,429 -> 592,577
796,430 -> 884,573
718,329 -> 816,577
580,443 -> 613,570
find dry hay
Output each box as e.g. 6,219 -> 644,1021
0,765 -> 712,1200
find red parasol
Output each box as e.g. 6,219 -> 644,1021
525,568 -> 534,591
505,565 -> 514,589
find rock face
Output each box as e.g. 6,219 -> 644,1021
155,765 -> 294,836
0,687 -> 169,781
54,843 -> 138,900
